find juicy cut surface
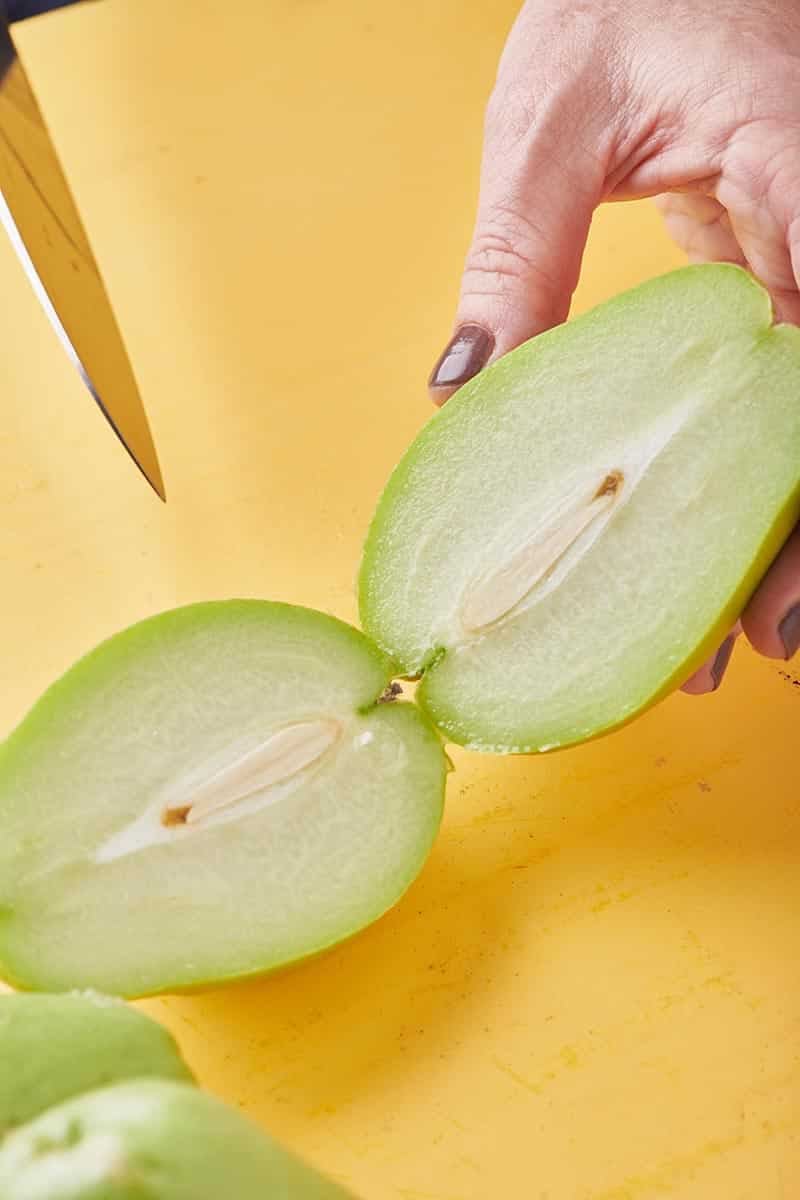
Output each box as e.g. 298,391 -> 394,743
360,265 -> 800,751
0,602 -> 446,996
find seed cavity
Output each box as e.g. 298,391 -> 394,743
94,718 -> 344,865
460,469 -> 625,634
162,718 -> 342,829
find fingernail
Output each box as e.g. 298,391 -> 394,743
778,602 -> 800,660
428,324 -> 495,391
710,635 -> 735,691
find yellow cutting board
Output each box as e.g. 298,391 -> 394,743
2,2 -> 798,1197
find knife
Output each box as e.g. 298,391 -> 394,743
0,1 -> 165,499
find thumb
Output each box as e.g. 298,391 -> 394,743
428,89 -> 606,404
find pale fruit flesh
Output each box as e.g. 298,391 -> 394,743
0,602 -> 446,997
359,264 -> 800,751
0,1080 -> 354,1198
0,992 -> 192,1136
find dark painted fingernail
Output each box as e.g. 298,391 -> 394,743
428,324 -> 494,391
778,602 -> 800,660
710,635 -> 736,691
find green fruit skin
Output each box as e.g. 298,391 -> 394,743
0,1080 -> 354,1200
0,993 -> 193,1137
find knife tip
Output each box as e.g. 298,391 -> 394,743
145,462 -> 167,503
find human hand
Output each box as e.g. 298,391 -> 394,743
428,0 -> 800,694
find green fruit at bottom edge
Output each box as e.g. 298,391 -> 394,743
0,602 -> 446,997
0,1079 -> 354,1199
359,263 -> 800,752
0,992 -> 192,1137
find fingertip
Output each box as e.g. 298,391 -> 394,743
779,602 -> 800,660
743,601 -> 800,661
680,632 -> 739,696
429,385 -> 457,408
741,524 -> 800,659
680,668 -> 715,696
427,324 -> 495,405
739,613 -> 788,660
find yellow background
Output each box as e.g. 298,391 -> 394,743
2,2 -> 798,1196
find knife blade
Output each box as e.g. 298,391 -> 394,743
0,13 -> 165,499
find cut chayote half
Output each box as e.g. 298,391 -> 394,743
361,264 -> 800,750
0,602 -> 446,997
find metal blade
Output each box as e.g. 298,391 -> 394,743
0,20 -> 165,499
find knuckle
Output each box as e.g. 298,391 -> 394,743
483,3 -> 620,153
484,83 -> 538,150
464,207 -> 559,296
465,227 -> 536,285
720,121 -> 800,278
788,211 -> 800,249
768,150 -> 800,234
724,120 -> 800,208
461,221 -> 562,329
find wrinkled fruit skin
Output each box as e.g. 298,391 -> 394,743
0,1080 -> 354,1199
0,992 -> 192,1136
